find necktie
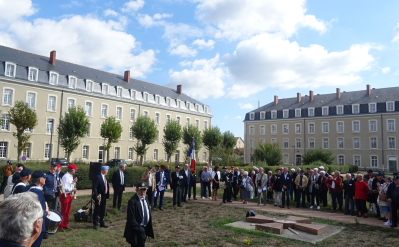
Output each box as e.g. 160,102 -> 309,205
104,176 -> 107,194
142,199 -> 149,226
121,171 -> 124,185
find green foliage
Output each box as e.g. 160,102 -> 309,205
8,101 -> 38,161
58,106 -> 89,161
222,131 -> 236,150
202,126 -> 222,163
302,149 -> 335,165
182,124 -> 202,158
100,116 -> 123,163
162,120 -> 182,163
252,142 -> 282,166
131,116 -> 157,166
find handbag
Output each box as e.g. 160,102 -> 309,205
219,181 -> 226,190
379,192 -> 387,201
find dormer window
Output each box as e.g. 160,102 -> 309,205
143,93 -> 148,102
196,104 -> 199,111
249,112 -> 254,120
86,80 -> 93,92
283,109 -> 289,118
177,100 -> 181,108
156,96 -> 160,104
295,108 -> 301,117
28,67 -> 38,82
68,76 -> 77,89
187,102 -> 191,110
204,105 -> 207,113
336,105 -> 343,115
5,62 -> 16,77
260,112 -> 265,119
369,103 -> 376,113
131,90 -> 136,100
387,101 -> 395,112
308,108 -> 315,117
271,110 -> 277,119
322,106 -> 329,116
166,98 -> 171,106
102,84 -> 109,95
117,87 -> 122,97
352,104 -> 359,114
49,72 -> 58,85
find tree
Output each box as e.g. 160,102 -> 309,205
8,101 -> 38,161
202,126 -> 222,164
162,120 -> 182,163
221,131 -> 236,152
182,124 -> 202,160
253,142 -> 282,166
302,149 -> 335,165
100,116 -> 123,163
131,116 -> 157,166
58,106 -> 89,161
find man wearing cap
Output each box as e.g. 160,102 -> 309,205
93,166 -> 110,229
171,165 -> 183,207
59,164 -> 78,232
27,171 -> 50,247
112,163 -> 126,210
11,168 -> 31,195
43,162 -> 59,211
154,165 -> 169,210
179,164 -> 191,203
56,164 -> 65,179
318,166 -> 329,177
141,165 -> 156,207
124,181 -> 154,247
271,168 -> 282,207
7,163 -> 24,186
221,166 -> 232,203
0,160 -> 13,194
295,170 -> 308,208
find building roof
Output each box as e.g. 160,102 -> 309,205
0,45 -> 211,115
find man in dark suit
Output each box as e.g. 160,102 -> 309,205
171,165 -> 183,207
280,167 -> 291,209
112,163 -> 126,210
188,169 -> 197,200
271,168 -> 282,207
93,166 -> 110,230
179,164 -> 191,202
154,165 -> 169,210
221,166 -> 232,203
124,181 -> 154,247
231,166 -> 239,200
43,162 -> 59,211
343,173 -> 356,216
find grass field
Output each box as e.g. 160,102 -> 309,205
40,191 -> 398,247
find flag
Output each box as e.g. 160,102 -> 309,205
187,136 -> 196,171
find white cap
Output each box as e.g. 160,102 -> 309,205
319,166 -> 324,169
291,168 -> 295,171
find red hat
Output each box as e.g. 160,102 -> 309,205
231,166 -> 234,168
68,164 -> 78,170
57,164 -> 61,168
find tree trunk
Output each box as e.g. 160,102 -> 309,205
140,155 -> 144,166
68,152 -> 71,162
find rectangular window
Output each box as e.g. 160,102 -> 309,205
369,103 -> 376,113
117,88 -> 122,97
69,77 -> 76,89
338,155 -> 344,165
50,72 -> 58,85
154,113 -> 159,125
131,90 -> 136,100
195,119 -> 199,128
128,148 -> 133,160
283,124 -> 288,134
166,98 -> 170,106
309,138 -> 315,149
102,85 -> 108,95
177,116 -> 181,125
22,143 -> 30,158
166,115 -> 171,124
204,121 -> 208,130
371,156 -> 378,167
322,107 -> 329,116
46,119 -> 54,134
260,112 -> 265,119
369,120 -> 377,132
28,68 -> 38,81
338,138 -> 344,149
271,124 -> 277,134
260,126 -> 265,135
249,126 -> 254,135
352,104 -> 359,114
144,93 -> 149,102
352,121 -> 360,132
0,142 -> 7,158
84,123 -> 90,137
26,92 -> 36,108
336,106 -> 343,115
271,138 -> 276,144
3,89 -> 13,105
129,127 -> 133,140
308,108 -> 314,117
5,63 -> 15,77
261,139 -> 265,144
249,139 -> 254,148
101,104 -> 108,118
370,138 -> 377,149
295,109 -> 301,117
1,114 -> 9,131
187,102 -> 190,110
271,111 -> 277,119
186,118 -> 190,127
116,107 -> 122,120
308,123 -> 315,134
115,147 -> 120,159
323,138 -> 329,149
295,123 -> 301,134
48,96 -> 56,111
143,111 -> 148,117
283,110 -> 289,118
67,99 -> 75,110
389,137 -> 395,149
354,156 -> 361,166
354,138 -> 360,149
130,109 -> 136,121
177,100 -> 181,108
283,154 -> 289,164
250,113 -> 254,120
85,102 -> 92,116
387,102 -> 395,112
44,144 -> 51,159
155,131 -> 159,142
336,122 -> 343,133
175,151 -> 180,162
322,122 -> 329,133
387,120 -> 395,131
86,81 -> 92,92
296,139 -> 301,149
83,146 -> 89,159
283,139 -> 288,149
203,152 -> 206,162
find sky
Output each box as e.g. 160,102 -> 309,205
1,0 -> 399,139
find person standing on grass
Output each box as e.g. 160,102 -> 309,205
211,166 -> 220,201
319,171 -> 328,207
231,166 -> 239,201
272,168 -> 282,207
93,166 -> 110,230
58,164 -> 78,232
188,169 -> 197,200
290,168 -> 297,201
328,171 -> 343,213
238,169 -> 244,201
154,165 -> 169,210
295,170 -> 308,208
309,168 -> 321,210
373,172 -> 385,219
201,166 -> 212,199
241,171 -> 253,204
343,173 -> 356,216
280,167 -> 291,209
124,181 -> 154,247
171,166 -> 183,207
43,162 -> 59,212
179,164 -> 191,203
165,165 -> 171,190
112,163 -> 126,211
255,167 -> 267,206
354,173 -> 369,218
207,162 -> 213,193
267,171 -> 273,202
221,166 -> 232,203
0,160 -> 13,194
141,165 -> 156,207
387,175 -> 399,228
377,176 -> 392,225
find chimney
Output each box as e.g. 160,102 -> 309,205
124,70 -> 130,83
366,84 -> 371,96
274,95 -> 278,105
336,88 -> 341,99
297,92 -> 301,103
309,91 -> 314,101
177,84 -> 182,95
50,50 -> 56,65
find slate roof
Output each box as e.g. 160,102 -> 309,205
0,45 -> 211,115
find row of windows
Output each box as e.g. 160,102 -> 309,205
251,102 -> 395,120
249,137 -> 396,150
249,119 -> 396,135
281,153 -> 379,167
3,63 -> 210,114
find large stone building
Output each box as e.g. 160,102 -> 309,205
0,45 -> 213,164
244,85 -> 399,171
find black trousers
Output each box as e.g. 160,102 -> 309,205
391,201 -> 399,227
188,184 -> 196,199
320,190 -> 328,207
311,189 -> 320,206
202,182 -> 211,198
356,199 -> 367,215
93,197 -> 107,226
282,189 -> 290,207
267,190 -> 273,200
0,176 -> 8,193
44,194 -> 57,211
113,189 -> 123,209
231,182 -> 238,199
331,190 -> 343,211
306,187 -> 311,203
146,186 -> 153,206
182,186 -> 189,202
296,189 -> 306,207
131,228 -> 146,247
223,186 -> 231,202
173,186 -> 182,206
345,194 -> 355,215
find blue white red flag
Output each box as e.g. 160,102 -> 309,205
187,136 -> 196,171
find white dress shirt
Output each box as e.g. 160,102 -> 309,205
62,172 -> 74,193
148,172 -> 152,187
139,196 -> 150,226
120,170 -> 124,185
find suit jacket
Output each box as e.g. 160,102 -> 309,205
58,171 -> 65,179
232,171 -> 239,183
124,194 -> 154,246
43,171 -> 58,196
93,174 -> 110,200
295,175 -> 309,190
179,169 -> 191,187
343,179 -> 356,197
280,172 -> 291,190
221,171 -> 232,188
271,174 -> 281,191
171,171 -> 182,190
112,169 -> 125,193
255,173 -> 268,188
155,171 -> 169,188
190,174 -> 197,187
327,176 -> 343,193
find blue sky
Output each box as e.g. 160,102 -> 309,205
1,0 -> 399,139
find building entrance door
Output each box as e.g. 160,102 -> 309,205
389,157 -> 397,172
296,154 -> 302,166
98,146 -> 104,163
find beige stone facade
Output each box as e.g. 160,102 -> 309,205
234,137 -> 245,149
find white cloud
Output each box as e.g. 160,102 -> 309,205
392,23 -> 399,43
192,39 -> 215,49
0,0 -> 37,25
122,0 -> 145,13
153,13 -> 172,20
236,116 -> 242,119
381,67 -> 390,74
61,0 -> 82,8
168,54 -> 225,99
104,9 -> 119,17
170,45 -> 197,57
224,116 -> 228,119
240,103 -> 253,109
137,13 -> 171,28
223,34 -> 375,98
179,60 -> 192,66
194,0 -> 327,40
0,3 -> 156,78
